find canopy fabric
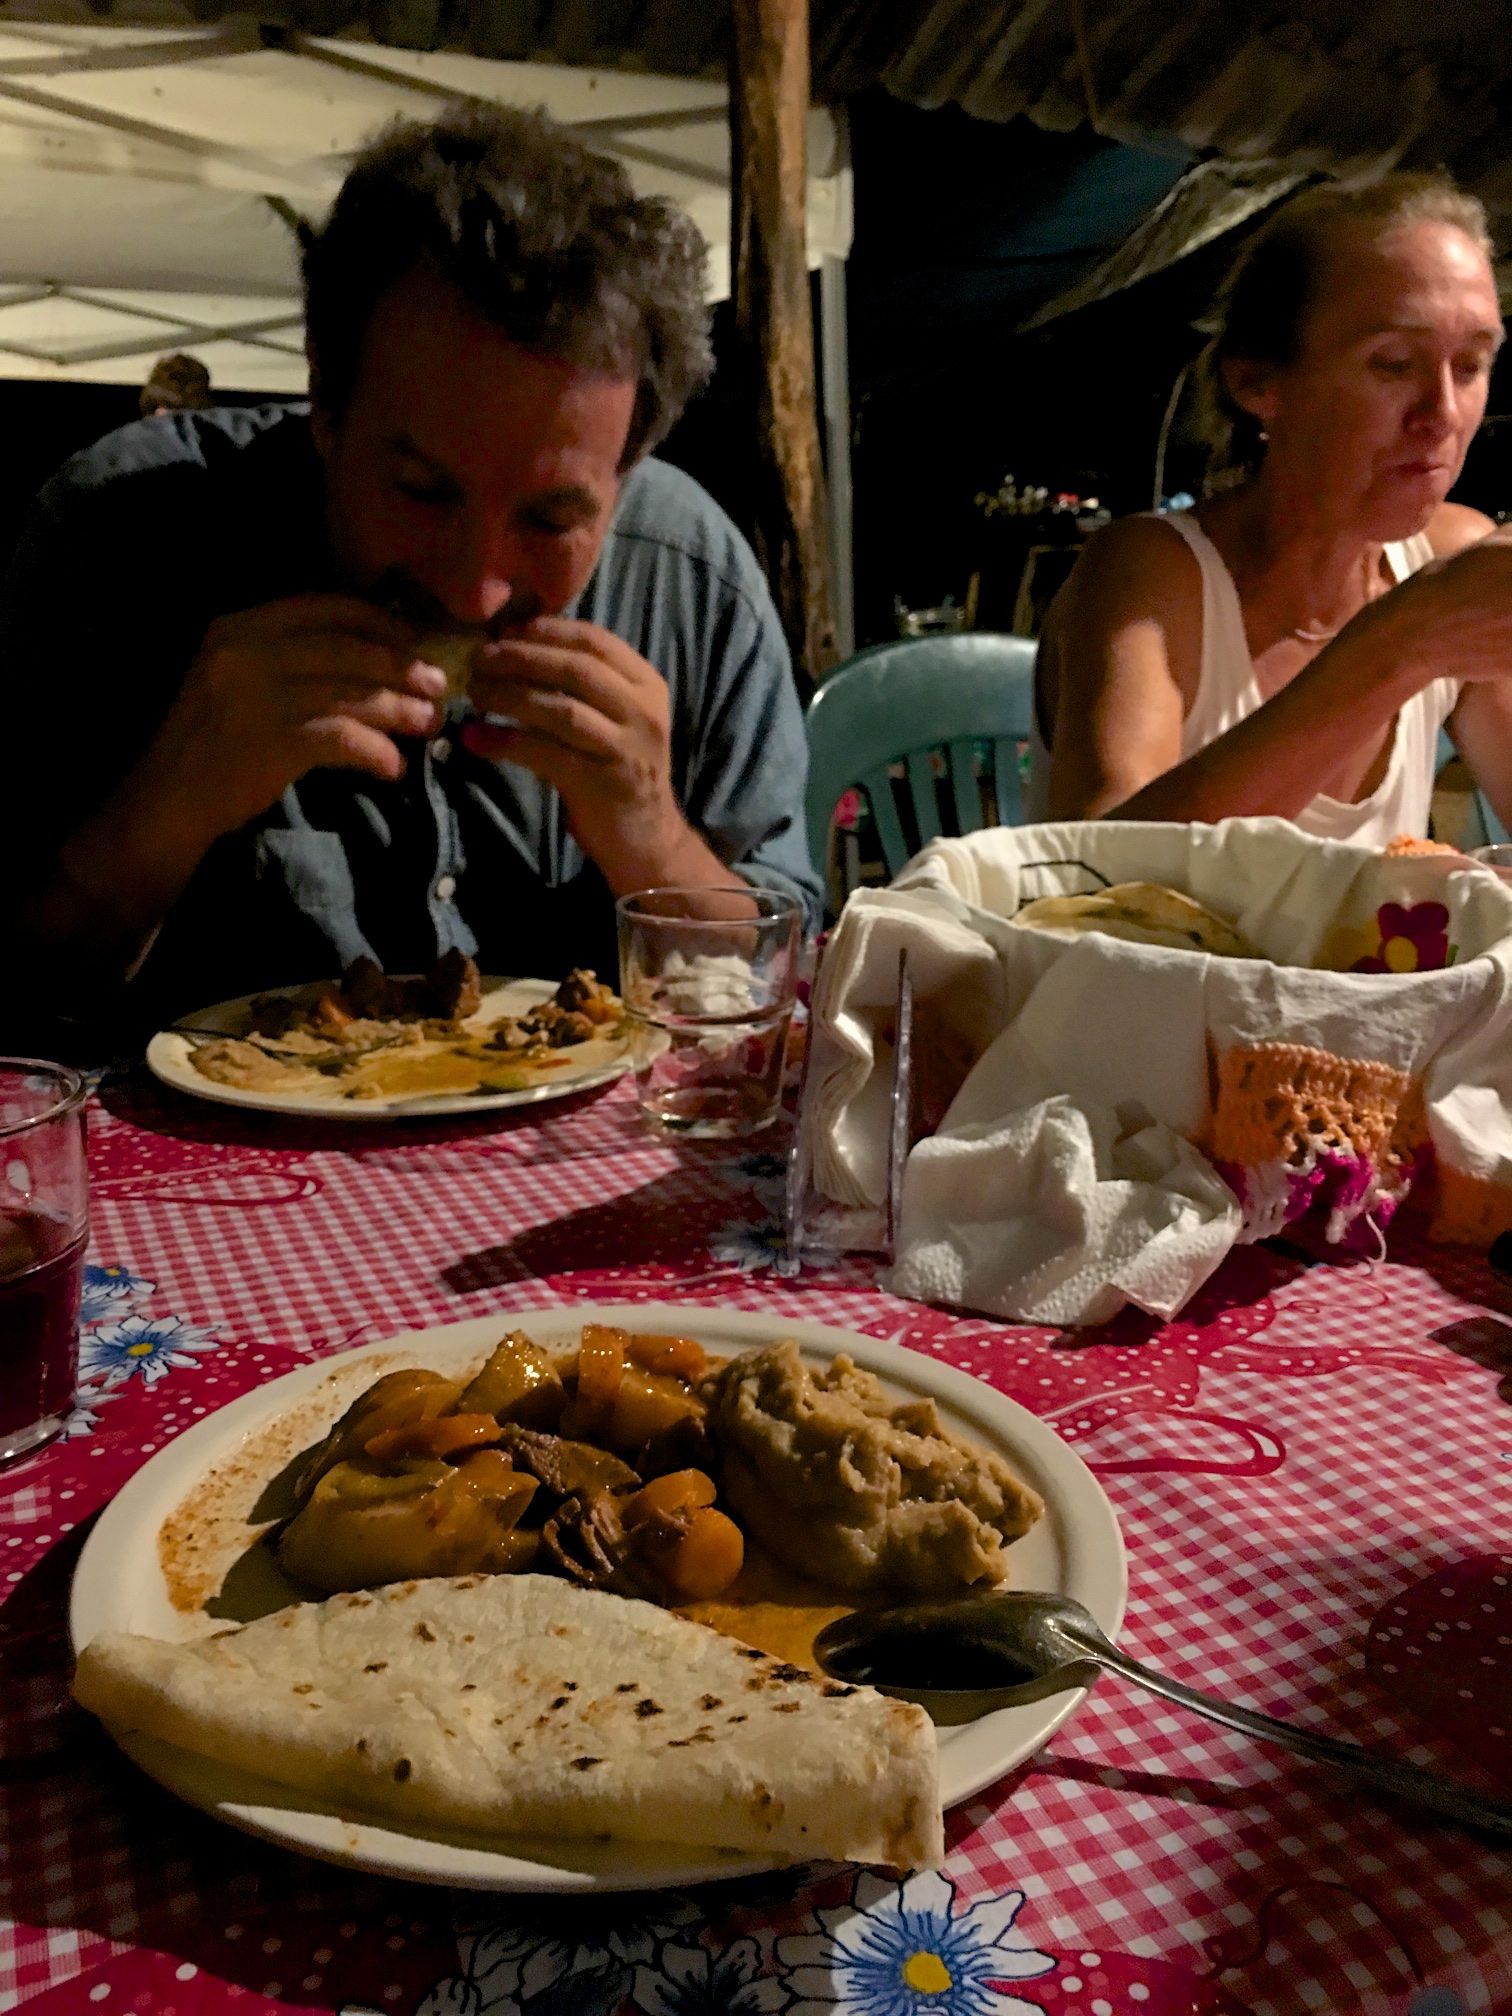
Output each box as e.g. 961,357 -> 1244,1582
1019,157 -> 1311,331
16,0 -> 1508,219
841,97 -> 1192,382
812,0 -> 1510,196
13,0 -> 1507,375
0,19 -> 852,388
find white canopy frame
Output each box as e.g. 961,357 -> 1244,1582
0,15 -> 855,658
0,18 -> 853,391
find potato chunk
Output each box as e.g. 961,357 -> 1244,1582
295,1370 -> 464,1504
457,1332 -> 565,1428
278,1452 -> 538,1593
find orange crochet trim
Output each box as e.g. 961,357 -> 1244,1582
1205,1042 -> 1425,1180
1383,835 -> 1464,859
1429,1163 -> 1512,1246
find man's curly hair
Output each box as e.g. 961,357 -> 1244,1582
300,100 -> 713,467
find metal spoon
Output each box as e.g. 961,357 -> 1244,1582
814,1590 -> 1512,1840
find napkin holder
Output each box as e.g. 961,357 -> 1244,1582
786,948 -> 922,1265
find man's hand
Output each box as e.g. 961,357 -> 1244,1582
462,617 -> 697,889
149,595 -> 447,840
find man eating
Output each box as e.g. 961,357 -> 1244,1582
1,101 -> 819,1053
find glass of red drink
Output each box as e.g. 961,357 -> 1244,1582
0,1060 -> 86,1463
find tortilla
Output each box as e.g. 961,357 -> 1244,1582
415,633 -> 483,704
73,1572 -> 942,1869
1013,881 -> 1261,958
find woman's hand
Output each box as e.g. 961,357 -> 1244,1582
1358,525 -> 1512,687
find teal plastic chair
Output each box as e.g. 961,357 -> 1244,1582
1436,727 -> 1509,846
804,633 -> 1038,889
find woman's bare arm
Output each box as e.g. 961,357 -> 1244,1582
1430,503 -> 1512,830
1045,515 -> 1502,824
1040,518 -> 1195,818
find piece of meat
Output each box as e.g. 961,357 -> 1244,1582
518,1000 -> 594,1048
489,1017 -> 536,1052
339,957 -> 401,1020
246,992 -> 306,1038
548,1010 -> 596,1046
425,948 -> 482,1019
555,969 -> 620,1023
495,1425 -> 641,1499
540,1490 -> 645,1596
337,953 -> 480,1025
486,970 -> 618,1053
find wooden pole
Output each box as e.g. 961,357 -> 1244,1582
730,0 -> 839,688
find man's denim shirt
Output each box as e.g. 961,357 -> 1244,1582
1,405 -> 820,1038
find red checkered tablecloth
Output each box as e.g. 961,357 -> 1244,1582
1,1071 -> 1509,2016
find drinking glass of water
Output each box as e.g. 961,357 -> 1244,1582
616,887 -> 802,1137
0,1060 -> 86,1463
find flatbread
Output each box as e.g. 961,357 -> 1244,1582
73,1572 -> 942,1869
415,633 -> 482,704
1013,881 -> 1262,959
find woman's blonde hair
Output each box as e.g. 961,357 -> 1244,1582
1191,173 -> 1496,485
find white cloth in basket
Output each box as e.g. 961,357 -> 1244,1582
800,819 -> 1512,1325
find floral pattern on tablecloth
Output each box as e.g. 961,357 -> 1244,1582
78,1261 -> 156,1324
79,1310 -> 222,1387
405,1876 -> 1262,2016
2,1070 -> 1510,2016
773,1870 -> 1056,2014
60,1254 -> 226,1448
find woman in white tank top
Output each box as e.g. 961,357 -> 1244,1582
1031,174 -> 1512,844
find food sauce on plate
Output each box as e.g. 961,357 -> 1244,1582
682,1547 -> 858,1669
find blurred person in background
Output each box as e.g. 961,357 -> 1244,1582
140,352 -> 213,419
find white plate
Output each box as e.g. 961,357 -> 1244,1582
70,1304 -> 1127,1893
146,978 -> 630,1120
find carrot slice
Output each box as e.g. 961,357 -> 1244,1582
650,1508 -> 745,1600
622,1469 -> 717,1529
574,1324 -> 627,1432
312,989 -> 356,1030
626,1333 -> 708,1381
363,1412 -> 503,1463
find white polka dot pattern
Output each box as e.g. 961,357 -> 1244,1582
1,1077 -> 1509,2015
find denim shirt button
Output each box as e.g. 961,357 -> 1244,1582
434,873 -> 457,902
432,737 -> 452,764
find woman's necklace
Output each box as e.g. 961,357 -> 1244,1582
1289,551 -> 1376,645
